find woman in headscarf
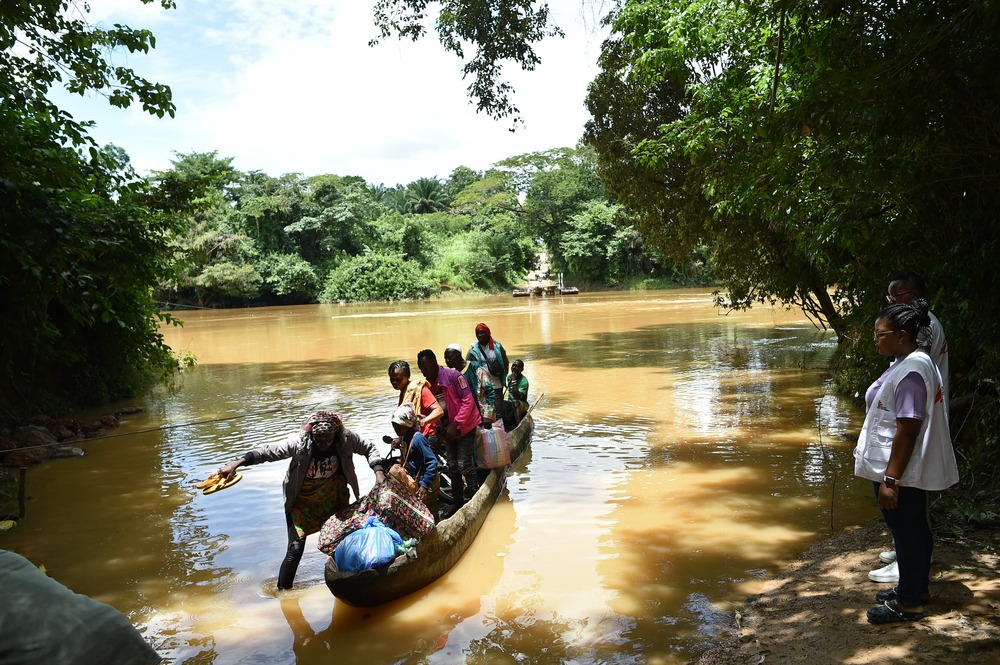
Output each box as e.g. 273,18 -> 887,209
854,300 -> 958,623
389,403 -> 440,519
466,323 -> 510,392
216,410 -> 385,589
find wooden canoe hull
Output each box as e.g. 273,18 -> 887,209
324,414 -> 534,607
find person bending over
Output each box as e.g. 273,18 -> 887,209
217,411 -> 385,589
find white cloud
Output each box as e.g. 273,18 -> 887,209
55,0 -> 608,184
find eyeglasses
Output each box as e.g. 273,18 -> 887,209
873,329 -> 897,340
885,289 -> 917,303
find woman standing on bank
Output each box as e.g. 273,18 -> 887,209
854,300 -> 958,623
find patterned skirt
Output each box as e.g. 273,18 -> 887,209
290,475 -> 350,539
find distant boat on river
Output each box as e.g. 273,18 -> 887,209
513,271 -> 578,297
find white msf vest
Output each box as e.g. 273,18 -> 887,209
928,311 -> 949,408
854,351 -> 958,491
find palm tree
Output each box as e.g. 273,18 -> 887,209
404,177 -> 449,214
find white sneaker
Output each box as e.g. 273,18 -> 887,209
868,561 -> 899,583
879,550 -> 897,564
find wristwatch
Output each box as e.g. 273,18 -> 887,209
883,475 -> 898,488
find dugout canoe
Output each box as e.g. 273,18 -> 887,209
324,409 -> 535,607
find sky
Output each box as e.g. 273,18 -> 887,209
54,0 -> 610,186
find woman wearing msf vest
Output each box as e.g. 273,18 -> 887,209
854,299 -> 958,624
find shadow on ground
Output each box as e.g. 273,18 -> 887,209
698,521 -> 1000,664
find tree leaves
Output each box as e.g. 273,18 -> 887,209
370,0 -> 563,122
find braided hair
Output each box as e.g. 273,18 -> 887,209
878,299 -> 932,351
387,360 -> 410,377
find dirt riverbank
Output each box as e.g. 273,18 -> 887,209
697,520 -> 1000,664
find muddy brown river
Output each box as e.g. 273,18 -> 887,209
2,290 -> 875,663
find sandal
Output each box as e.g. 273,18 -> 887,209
875,589 -> 931,604
202,473 -> 243,495
867,599 -> 924,624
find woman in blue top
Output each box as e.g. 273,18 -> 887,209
391,403 -> 440,520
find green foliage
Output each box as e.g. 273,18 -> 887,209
192,262 -> 261,301
320,252 -> 433,303
172,349 -> 198,369
434,224 -> 534,291
0,124 -> 181,410
370,0 -> 563,122
443,165 -> 482,202
586,0 -> 1000,519
404,177 -> 449,214
258,254 -> 318,301
586,0 -> 1000,339
449,170 -> 520,224
0,0 -> 181,416
372,213 -> 435,266
145,136 -> 688,306
1,0 -> 176,125
559,200 -> 654,285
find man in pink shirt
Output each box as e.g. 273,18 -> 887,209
418,348 -> 482,516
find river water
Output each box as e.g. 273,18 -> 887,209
3,290 -> 876,664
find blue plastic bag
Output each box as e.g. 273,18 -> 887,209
333,515 -> 404,572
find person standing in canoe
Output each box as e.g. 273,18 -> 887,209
444,342 -> 496,428
466,323 -> 509,392
417,349 -> 482,515
216,411 -> 385,590
506,359 -> 529,425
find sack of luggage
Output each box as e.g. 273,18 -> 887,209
474,420 -> 510,469
387,461 -> 421,497
333,515 -> 403,572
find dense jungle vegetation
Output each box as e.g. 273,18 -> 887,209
2,1 -> 999,525
149,147 -> 694,310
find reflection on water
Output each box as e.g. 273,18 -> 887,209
0,290 -> 873,664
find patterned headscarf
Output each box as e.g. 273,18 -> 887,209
475,322 -> 494,350
302,410 -> 342,434
391,403 -> 419,428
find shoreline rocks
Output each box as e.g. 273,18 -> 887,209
0,407 -> 142,467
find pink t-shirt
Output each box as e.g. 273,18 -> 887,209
432,365 -> 480,436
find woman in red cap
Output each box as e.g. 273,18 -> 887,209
466,322 -> 509,392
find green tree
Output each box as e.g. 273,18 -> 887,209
150,152 -> 255,307
371,0 -> 563,122
405,176 -> 450,214
289,176 -> 386,262
320,251 -> 433,302
449,170 -> 521,223
443,165 -> 483,203
1,0 -> 179,414
497,147 -> 604,269
372,212 -> 435,266
232,171 -> 307,257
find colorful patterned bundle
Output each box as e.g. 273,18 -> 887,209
368,475 -> 436,541
317,501 -> 370,555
